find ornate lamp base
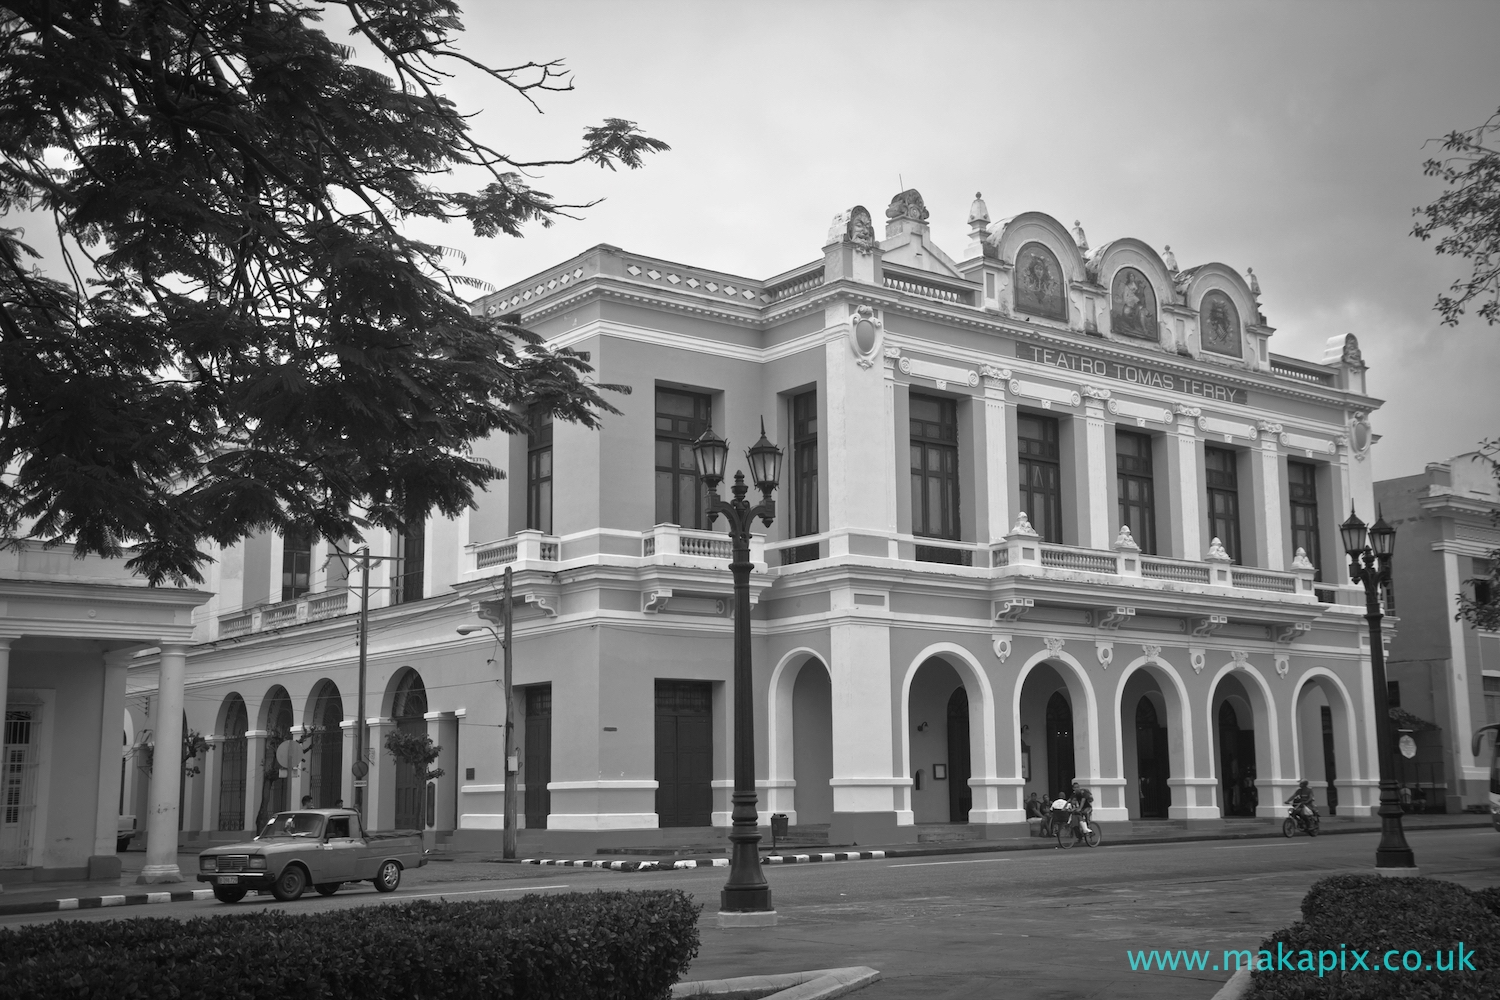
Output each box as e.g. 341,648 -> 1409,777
717,909 -> 779,928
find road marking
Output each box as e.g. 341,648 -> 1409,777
1214,843 -> 1308,850
887,858 -> 1014,868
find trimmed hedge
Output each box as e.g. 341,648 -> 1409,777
1250,875 -> 1500,999
0,890 -> 700,1000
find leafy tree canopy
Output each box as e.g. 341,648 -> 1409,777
0,0 -> 665,584
1412,106 -> 1500,327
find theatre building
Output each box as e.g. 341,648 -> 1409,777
130,189 -> 1390,852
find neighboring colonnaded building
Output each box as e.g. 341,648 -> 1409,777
1377,454 -> 1500,811
126,190 -> 1396,852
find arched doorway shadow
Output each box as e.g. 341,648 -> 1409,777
1014,650 -> 1098,816
767,649 -> 832,826
215,695 -> 249,831
304,681 -> 344,808
1113,656 -> 1193,820
386,669 -> 429,831
1206,663 -> 1279,818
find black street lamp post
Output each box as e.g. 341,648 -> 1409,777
1339,506 -> 1416,871
693,419 -> 782,920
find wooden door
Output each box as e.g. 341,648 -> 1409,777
524,686 -> 552,829
655,681 -> 713,827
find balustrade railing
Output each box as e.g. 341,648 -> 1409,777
216,587 -> 352,639
1141,557 -> 1212,584
882,270 -> 976,306
1269,356 -> 1338,386
1040,545 -> 1117,574
766,266 -> 825,302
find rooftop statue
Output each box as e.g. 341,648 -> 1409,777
1247,266 -> 1261,299
1072,219 -> 1089,252
886,188 -> 929,222
1162,245 -> 1178,272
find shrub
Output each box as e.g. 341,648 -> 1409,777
1249,875 -> 1500,999
0,890 -> 701,1000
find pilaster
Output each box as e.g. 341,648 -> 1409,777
827,622 -> 908,845
1167,406 -> 1202,560
1081,392 -> 1112,548
980,369 -> 1012,543
1252,424 -> 1286,569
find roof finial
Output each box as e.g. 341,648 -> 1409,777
1072,219 -> 1089,252
1163,244 -> 1178,272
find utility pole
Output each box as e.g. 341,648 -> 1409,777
354,546 -> 371,814
502,566 -> 517,859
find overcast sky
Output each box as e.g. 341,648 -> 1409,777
399,0 -> 1499,482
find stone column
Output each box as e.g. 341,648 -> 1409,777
827,622 -> 909,844
201,735 -> 225,834
340,718 -> 358,808
425,711 -> 458,833
138,643 -> 188,883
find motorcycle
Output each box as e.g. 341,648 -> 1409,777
1282,803 -> 1320,838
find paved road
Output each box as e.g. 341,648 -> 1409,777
4,828 -> 1496,999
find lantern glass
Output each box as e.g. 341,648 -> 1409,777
745,418 -> 783,492
1370,513 -> 1396,557
1339,508 -> 1368,557
692,424 -> 729,487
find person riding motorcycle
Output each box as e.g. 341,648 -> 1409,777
1284,779 -> 1318,829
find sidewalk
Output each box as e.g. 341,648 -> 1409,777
0,813 -> 1487,917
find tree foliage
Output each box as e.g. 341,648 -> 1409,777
0,0 -> 666,584
1412,106 -> 1500,327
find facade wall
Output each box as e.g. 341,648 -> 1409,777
138,192 -> 1392,847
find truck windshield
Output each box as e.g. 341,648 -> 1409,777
257,812 -> 324,840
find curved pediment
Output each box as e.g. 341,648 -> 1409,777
1178,263 -> 1255,361
1091,238 -> 1175,344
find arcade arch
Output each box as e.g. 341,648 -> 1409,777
900,644 -> 997,825
767,649 -> 832,826
1113,656 -> 1192,820
257,686 -> 294,824
1291,669 -> 1360,816
216,694 -> 248,831
1014,650 -> 1097,808
1206,663 -> 1279,817
388,668 -> 429,830
306,680 -> 344,808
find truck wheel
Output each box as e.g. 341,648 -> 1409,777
373,860 -> 402,893
271,865 -> 308,902
212,886 -> 247,903
314,882 -> 342,896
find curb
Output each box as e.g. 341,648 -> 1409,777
521,851 -> 887,872
1209,967 -> 1251,1000
0,888 -> 214,917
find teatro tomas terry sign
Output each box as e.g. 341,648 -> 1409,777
1017,344 -> 1246,405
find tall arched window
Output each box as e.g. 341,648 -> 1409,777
308,683 -> 344,807
391,671 -> 428,830
218,696 -> 248,831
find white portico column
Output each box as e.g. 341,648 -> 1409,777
138,642 -> 188,883
1167,405 -> 1202,559
980,368 -> 1012,542
1080,389 -> 1113,548
1251,422 -> 1286,570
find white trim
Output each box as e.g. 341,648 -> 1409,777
546,780 -> 658,791
546,317 -> 829,365
545,812 -> 659,831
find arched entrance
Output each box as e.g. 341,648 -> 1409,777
256,687 -> 294,827
217,695 -> 248,831
1293,672 -> 1360,816
391,670 -> 428,831
307,681 -> 344,808
791,659 -> 833,826
906,658 -> 972,823
1046,692 -> 1076,798
1135,697 -> 1170,818
1206,663 -> 1278,819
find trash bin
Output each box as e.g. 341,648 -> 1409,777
770,813 -> 789,850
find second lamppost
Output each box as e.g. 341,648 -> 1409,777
1339,507 -> 1416,871
693,419 -> 782,923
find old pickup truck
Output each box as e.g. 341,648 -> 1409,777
197,808 -> 427,902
